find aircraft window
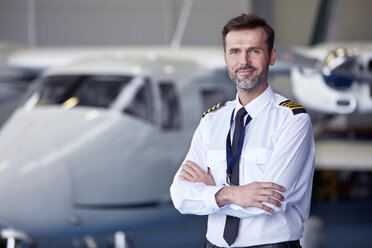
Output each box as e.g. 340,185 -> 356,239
123,78 -> 153,122
159,82 -> 181,130
201,89 -> 228,111
37,75 -> 131,108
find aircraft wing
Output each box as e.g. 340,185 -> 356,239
316,139 -> 372,171
271,45 -> 319,75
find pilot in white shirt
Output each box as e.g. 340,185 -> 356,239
170,13 -> 315,248
170,86 -> 315,247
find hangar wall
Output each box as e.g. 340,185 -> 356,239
0,0 -> 251,47
0,0 -> 372,48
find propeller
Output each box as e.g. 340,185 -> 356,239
321,47 -> 360,89
275,45 -> 372,90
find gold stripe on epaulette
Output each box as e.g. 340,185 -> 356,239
284,103 -> 302,107
202,102 -> 224,117
281,101 -> 301,107
279,100 -> 307,115
290,106 -> 305,110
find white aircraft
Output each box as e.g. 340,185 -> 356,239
281,42 -> 372,115
0,48 -> 236,247
291,43 -> 372,114
7,40 -> 372,117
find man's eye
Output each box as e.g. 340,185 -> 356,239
230,50 -> 239,55
250,50 -> 259,54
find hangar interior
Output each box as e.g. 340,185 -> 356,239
0,1 -> 372,248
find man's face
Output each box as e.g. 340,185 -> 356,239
224,28 -> 276,92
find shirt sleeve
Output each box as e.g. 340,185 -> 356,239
170,118 -> 224,215
218,113 -> 315,219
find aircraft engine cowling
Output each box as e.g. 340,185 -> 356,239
290,45 -> 372,115
321,47 -> 359,90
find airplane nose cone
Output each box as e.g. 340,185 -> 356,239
0,161 -> 72,237
0,107 -> 105,237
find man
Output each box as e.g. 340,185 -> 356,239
170,13 -> 315,248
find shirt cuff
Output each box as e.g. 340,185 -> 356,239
204,185 -> 225,212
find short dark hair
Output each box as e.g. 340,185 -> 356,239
222,13 -> 275,54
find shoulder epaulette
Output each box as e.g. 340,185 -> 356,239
202,102 -> 225,117
279,100 -> 307,115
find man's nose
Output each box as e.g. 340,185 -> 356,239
239,52 -> 251,65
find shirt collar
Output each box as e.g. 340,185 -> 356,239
234,85 -> 274,120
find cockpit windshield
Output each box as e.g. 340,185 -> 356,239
37,75 -> 132,108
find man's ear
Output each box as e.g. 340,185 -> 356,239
223,50 -> 227,64
269,47 -> 276,66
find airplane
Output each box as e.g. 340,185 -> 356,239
0,48 -> 236,248
6,40 -> 372,117
274,42 -> 372,115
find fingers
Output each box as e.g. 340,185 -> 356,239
261,188 -> 284,201
251,181 -> 285,201
255,182 -> 285,213
180,161 -> 202,180
179,161 -> 205,181
255,202 -> 275,213
179,167 -> 195,182
259,182 -> 286,192
233,182 -> 286,213
250,195 -> 281,213
184,160 -> 204,174
178,161 -> 216,186
257,195 -> 282,208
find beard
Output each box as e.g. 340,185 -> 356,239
229,64 -> 269,92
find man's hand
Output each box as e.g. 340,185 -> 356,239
179,160 -> 216,186
215,182 -> 285,213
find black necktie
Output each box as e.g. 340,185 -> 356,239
223,107 -> 247,246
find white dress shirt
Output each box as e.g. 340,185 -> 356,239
170,86 -> 315,247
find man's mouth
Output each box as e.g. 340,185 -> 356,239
236,66 -> 257,76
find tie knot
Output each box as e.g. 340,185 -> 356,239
236,107 -> 247,119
